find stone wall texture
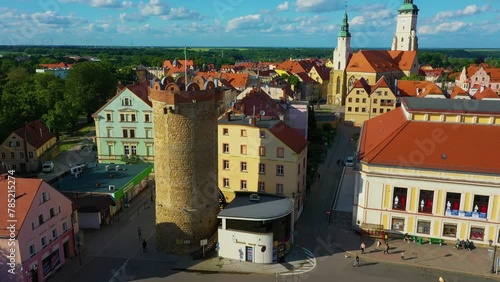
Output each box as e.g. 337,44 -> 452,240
151,90 -> 220,255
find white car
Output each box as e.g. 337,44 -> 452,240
345,157 -> 354,167
42,161 -> 54,173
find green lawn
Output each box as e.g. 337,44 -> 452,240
59,140 -> 81,152
58,125 -> 95,152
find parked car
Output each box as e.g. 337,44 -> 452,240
42,161 -> 54,173
345,157 -> 354,167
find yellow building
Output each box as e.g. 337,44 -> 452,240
308,65 -> 331,101
344,77 -> 396,126
354,97 -> 500,246
218,112 -> 308,221
0,120 -> 56,173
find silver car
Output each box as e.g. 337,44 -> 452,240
345,157 -> 354,167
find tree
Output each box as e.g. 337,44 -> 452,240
64,62 -> 117,122
400,74 -> 425,81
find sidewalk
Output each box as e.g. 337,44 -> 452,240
329,225 -> 500,279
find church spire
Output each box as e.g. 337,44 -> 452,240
338,12 -> 351,37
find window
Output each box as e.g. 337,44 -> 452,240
124,145 -> 130,155
32,222 -> 35,230
348,107 -> 352,112
28,152 -> 33,159
52,228 -> 58,239
348,98 -> 352,103
240,145 -> 247,155
241,162 -> 247,172
297,164 -> 301,175
131,114 -> 136,122
129,129 -> 135,138
473,195 -> 489,215
10,152 -> 14,159
41,192 -> 49,203
223,178 -> 229,188
362,108 -> 367,113
241,180 -> 247,190
131,145 -> 137,155
240,129 -> 247,137
108,144 -> 114,155
442,223 -> 457,238
391,217 -> 405,231
223,160 -> 229,170
9,141 -> 20,147
362,98 -> 366,103
260,131 -> 266,138
123,129 -> 128,138
145,129 -> 152,138
259,146 -> 266,156
277,147 -> 284,158
223,143 -> 229,153
379,108 -> 383,113
418,190 -> 434,213
276,184 -> 283,194
62,221 -> 68,232
19,152 -> 24,159
470,226 -> 484,241
355,107 -> 359,112
417,220 -> 431,234
29,245 -> 35,257
223,128 -> 229,135
355,98 -> 359,103
259,163 -> 265,174
372,108 -> 377,113
446,192 -> 461,212
144,114 -> 150,122
258,182 -> 265,192
1,152 -> 5,159
50,207 -> 55,218
277,165 -> 284,176
41,236 -> 47,247
373,99 -> 378,104
393,187 -> 407,210
106,113 -> 112,121
123,98 -> 131,106
107,128 -> 112,137
120,114 -> 125,122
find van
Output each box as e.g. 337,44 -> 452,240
42,161 -> 54,173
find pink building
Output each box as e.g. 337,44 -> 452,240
456,64 -> 500,95
0,175 -> 76,282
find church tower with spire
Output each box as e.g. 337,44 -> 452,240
328,11 -> 352,105
391,0 -> 419,51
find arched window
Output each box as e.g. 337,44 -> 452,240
338,62 -> 341,70
336,76 -> 340,94
348,76 -> 356,92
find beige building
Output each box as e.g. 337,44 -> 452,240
344,77 -> 396,126
354,97 -> 500,246
0,120 -> 56,173
218,113 -> 308,221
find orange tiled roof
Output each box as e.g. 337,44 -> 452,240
370,77 -> 391,93
0,177 -> 43,237
162,59 -> 194,75
467,64 -> 500,82
351,78 -> 371,93
269,121 -> 308,154
472,86 -> 499,100
450,86 -> 469,99
295,72 -> 316,83
347,50 -> 417,73
310,65 -> 331,81
397,80 -> 444,98
359,107 -> 500,174
39,62 -> 72,69
220,73 -> 249,89
13,120 -> 55,149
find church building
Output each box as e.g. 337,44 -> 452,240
328,0 -> 420,106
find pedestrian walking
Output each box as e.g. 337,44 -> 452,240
337,159 -> 341,166
360,242 -> 366,254
400,251 -> 404,260
137,226 -> 142,240
142,239 -> 147,253
376,239 -> 381,251
384,243 -> 389,255
353,254 -> 359,267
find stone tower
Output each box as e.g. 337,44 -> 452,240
391,0 -> 419,51
328,12 -> 352,106
149,80 -> 222,255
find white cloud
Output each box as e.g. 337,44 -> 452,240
122,1 -> 132,8
350,16 -> 365,26
161,7 -> 202,20
277,2 -> 289,12
60,0 -> 128,8
226,14 -> 262,32
30,11 -> 88,27
295,0 -> 344,13
419,21 -> 468,35
119,12 -> 147,22
139,0 -> 168,16
433,5 -> 490,22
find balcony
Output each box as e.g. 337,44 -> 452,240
445,209 -> 487,220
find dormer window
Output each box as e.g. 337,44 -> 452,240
122,98 -> 132,106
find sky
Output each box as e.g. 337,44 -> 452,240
0,0 -> 499,48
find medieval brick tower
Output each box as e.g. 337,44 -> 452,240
149,80 -> 222,254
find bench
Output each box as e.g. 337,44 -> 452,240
428,238 -> 444,245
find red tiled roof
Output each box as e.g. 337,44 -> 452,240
359,107 -> 500,174
295,72 -> 316,83
233,89 -> 285,118
351,78 -> 371,93
13,120 -> 55,149
370,77 -> 391,93
268,121 -> 308,154
162,59 -> 194,76
472,86 -> 499,100
347,50 -> 417,73
0,177 -> 43,237
220,73 -> 249,89
450,86 -> 469,99
39,62 -> 72,69
397,80 -> 444,98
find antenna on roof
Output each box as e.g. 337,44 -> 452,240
253,106 -> 256,118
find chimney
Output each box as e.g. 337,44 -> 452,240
250,117 -> 256,126
40,128 -> 43,137
225,112 -> 231,121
